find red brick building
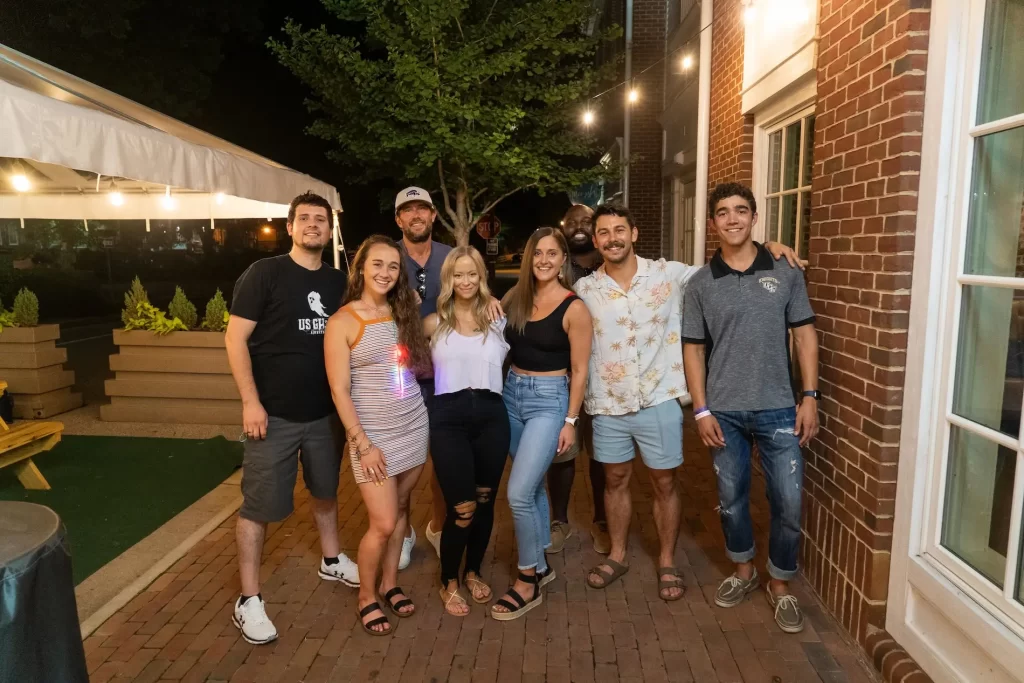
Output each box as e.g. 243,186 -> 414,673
626,0 -> 1024,681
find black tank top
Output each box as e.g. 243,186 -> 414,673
505,294 -> 579,372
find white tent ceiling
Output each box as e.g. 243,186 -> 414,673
0,43 -> 342,221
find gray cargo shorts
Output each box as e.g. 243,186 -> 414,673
239,414 -> 343,523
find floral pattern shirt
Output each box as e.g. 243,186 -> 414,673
575,257 -> 701,416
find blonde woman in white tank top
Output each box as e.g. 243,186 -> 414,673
422,247 -> 511,617
325,236 -> 430,636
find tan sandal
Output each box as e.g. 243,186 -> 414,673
464,576 -> 492,604
440,586 -> 470,617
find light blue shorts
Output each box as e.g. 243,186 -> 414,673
591,399 -> 684,470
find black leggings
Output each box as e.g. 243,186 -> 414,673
429,389 -> 511,585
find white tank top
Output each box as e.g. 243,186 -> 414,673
432,318 -> 510,395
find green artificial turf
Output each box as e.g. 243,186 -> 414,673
0,435 -> 242,584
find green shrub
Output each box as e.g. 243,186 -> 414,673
122,276 -> 150,327
0,307 -> 15,331
12,288 -> 39,327
123,301 -> 187,336
201,289 -> 228,332
168,286 -> 198,330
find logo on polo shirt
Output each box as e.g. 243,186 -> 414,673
759,276 -> 779,293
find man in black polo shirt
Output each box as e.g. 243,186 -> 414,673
682,182 -> 820,634
226,192 -> 358,645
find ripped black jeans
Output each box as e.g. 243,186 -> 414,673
428,389 -> 511,585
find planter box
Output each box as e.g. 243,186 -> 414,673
101,329 -> 241,425
0,323 -> 83,419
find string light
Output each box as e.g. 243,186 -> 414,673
109,191 -> 125,206
628,88 -> 639,104
10,174 -> 30,192
681,55 -> 694,70
215,192 -> 225,205
582,110 -> 595,126
743,2 -> 757,24
161,185 -> 177,211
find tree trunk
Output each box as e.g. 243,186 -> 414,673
453,184 -> 472,247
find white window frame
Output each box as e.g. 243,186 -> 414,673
890,0 -> 1024,680
752,75 -> 816,253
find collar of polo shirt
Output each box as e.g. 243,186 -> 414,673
709,241 -> 774,279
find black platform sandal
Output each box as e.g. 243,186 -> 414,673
490,572 -> 542,621
358,602 -> 393,636
383,587 -> 415,618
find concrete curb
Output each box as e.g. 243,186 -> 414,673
78,487 -> 242,638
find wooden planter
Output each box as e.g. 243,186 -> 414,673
0,324 -> 82,419
101,329 -> 241,425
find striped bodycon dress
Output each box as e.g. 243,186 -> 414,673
344,305 -> 429,484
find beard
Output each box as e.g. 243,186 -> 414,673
600,241 -> 631,264
567,229 -> 594,255
294,232 -> 327,252
402,222 -> 432,243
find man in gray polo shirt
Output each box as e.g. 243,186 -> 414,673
682,182 -> 820,634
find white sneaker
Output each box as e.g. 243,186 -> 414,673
399,527 -> 416,571
318,553 -> 359,587
425,520 -> 442,558
232,595 -> 278,645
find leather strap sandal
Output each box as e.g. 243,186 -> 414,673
358,602 -> 392,636
440,585 -> 470,616
657,566 -> 685,601
464,576 -> 492,604
490,572 -> 542,621
383,587 -> 415,618
586,559 -> 629,589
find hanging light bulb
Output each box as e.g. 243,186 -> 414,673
582,110 -> 595,126
628,89 -> 639,104
215,192 -> 225,205
681,55 -> 694,71
161,185 -> 177,211
10,174 -> 30,192
743,2 -> 757,24
109,191 -> 125,206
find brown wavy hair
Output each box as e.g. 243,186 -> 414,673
343,235 -> 430,373
504,227 -> 573,333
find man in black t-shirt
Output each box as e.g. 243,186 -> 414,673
545,203 -> 609,556
225,192 -> 357,646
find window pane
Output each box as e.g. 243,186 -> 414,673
766,197 -> 780,242
780,194 -> 797,248
800,191 -> 812,258
942,426 -> 1015,588
768,131 -> 782,194
963,127 -> 1024,277
783,122 -> 801,191
952,286 -> 1024,437
801,116 -> 815,188
977,0 -> 1024,125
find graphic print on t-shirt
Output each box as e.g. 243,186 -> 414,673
299,290 -> 330,334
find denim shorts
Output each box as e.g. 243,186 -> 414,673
591,399 -> 684,470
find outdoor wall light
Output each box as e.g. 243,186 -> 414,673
10,174 -> 31,192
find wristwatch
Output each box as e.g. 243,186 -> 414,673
565,415 -> 579,427
802,390 -> 821,400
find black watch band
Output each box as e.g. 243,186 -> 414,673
802,390 -> 821,400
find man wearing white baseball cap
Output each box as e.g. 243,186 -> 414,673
393,186 -> 505,569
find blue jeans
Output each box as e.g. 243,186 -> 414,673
712,407 -> 803,581
503,371 -> 568,573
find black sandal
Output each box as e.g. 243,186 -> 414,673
358,602 -> 392,636
490,572 -> 543,622
383,587 -> 415,618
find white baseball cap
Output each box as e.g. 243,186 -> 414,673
395,186 -> 434,211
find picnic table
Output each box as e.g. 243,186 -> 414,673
0,380 -> 65,489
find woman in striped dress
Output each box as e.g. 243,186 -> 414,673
325,235 -> 430,636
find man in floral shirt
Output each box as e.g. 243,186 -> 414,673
576,203 -> 799,601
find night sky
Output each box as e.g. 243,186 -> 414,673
0,0 -> 576,248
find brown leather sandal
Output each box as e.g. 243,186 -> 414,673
586,559 -> 629,589
658,566 -> 685,601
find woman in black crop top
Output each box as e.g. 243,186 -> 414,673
490,227 -> 592,621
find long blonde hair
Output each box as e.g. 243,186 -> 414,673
505,228 -> 573,333
433,246 -> 494,345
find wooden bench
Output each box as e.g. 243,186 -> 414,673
0,381 -> 64,490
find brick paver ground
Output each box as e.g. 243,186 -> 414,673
84,420 -> 880,683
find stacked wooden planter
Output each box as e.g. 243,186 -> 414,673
101,330 -> 241,425
0,324 -> 82,418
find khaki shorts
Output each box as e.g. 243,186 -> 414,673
552,410 -> 592,463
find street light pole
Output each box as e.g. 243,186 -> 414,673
623,0 -> 633,207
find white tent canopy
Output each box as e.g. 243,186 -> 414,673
0,43 -> 343,261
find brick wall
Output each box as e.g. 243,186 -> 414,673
805,0 -> 928,654
705,0 -> 753,260
704,0 -> 933,680
630,0 -> 667,258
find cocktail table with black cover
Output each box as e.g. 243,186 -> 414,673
0,501 -> 88,682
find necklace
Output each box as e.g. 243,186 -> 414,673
361,298 -> 391,318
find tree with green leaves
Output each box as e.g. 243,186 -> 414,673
272,0 -> 620,246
